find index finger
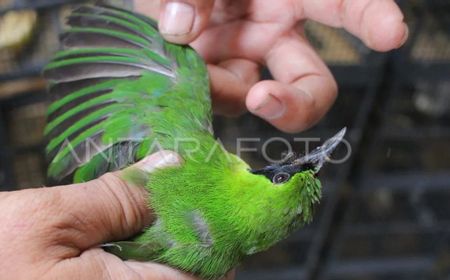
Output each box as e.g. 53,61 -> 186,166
298,0 -> 408,51
246,32 -> 337,132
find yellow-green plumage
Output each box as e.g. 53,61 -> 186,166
44,4 -> 344,279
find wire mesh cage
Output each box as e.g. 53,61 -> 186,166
319,1 -> 450,279
321,85 -> 450,279
0,0 -> 448,279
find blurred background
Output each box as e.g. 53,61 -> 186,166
0,0 -> 448,279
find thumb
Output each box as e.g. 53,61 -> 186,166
157,0 -> 215,44
56,150 -> 182,250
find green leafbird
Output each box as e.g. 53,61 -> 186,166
43,4 -> 346,280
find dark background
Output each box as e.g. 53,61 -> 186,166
0,0 -> 448,279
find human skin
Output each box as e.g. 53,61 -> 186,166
0,1 -> 407,279
0,151 -> 234,280
136,0 -> 408,132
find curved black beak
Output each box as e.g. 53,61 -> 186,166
294,127 -> 347,174
250,128 -> 347,179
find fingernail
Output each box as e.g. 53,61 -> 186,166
252,94 -> 285,120
160,2 -> 194,36
138,151 -> 182,173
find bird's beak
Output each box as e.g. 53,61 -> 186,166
294,127 -> 347,174
249,128 -> 347,177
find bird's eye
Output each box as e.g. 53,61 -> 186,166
272,172 -> 290,184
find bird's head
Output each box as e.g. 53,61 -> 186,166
232,128 -> 346,253
255,127 -> 345,215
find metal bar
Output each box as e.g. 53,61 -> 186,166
0,65 -> 44,83
1,89 -> 48,108
0,109 -> 16,189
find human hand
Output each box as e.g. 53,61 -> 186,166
136,0 -> 408,132
0,151 -> 234,280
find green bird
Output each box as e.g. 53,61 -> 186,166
44,4 -> 346,280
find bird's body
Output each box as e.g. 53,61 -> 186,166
117,146 -> 320,278
44,5 -> 344,279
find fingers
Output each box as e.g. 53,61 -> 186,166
54,151 -> 182,250
49,248 -> 196,280
300,0 -> 408,51
246,31 -> 337,133
50,248 -> 235,280
209,59 -> 260,116
135,0 -> 215,44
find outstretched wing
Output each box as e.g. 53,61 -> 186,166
44,5 -> 211,183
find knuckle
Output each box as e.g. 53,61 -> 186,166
98,172 -> 130,192
95,173 -> 148,235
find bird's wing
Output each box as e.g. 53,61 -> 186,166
44,5 -> 211,183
